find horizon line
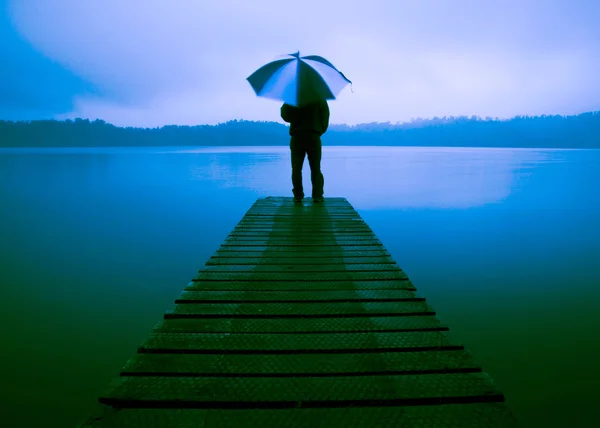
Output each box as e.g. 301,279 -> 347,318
1,110 -> 599,129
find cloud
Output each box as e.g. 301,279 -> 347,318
5,0 -> 600,125
0,0 -> 95,119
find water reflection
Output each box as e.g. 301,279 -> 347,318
174,146 -> 559,209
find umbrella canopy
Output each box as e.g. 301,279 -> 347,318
247,51 -> 352,107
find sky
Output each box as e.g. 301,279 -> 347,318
2,0 -> 600,127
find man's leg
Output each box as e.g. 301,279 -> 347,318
290,136 -> 306,199
306,135 -> 324,199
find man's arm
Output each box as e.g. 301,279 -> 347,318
320,101 -> 330,134
281,104 -> 297,123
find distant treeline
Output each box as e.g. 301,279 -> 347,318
1,111 -> 600,148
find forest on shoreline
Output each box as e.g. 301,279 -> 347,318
1,111 -> 599,148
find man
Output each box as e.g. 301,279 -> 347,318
280,100 -> 330,203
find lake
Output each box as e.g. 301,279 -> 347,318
1,146 -> 599,427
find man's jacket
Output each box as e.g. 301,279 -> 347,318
280,101 -> 330,136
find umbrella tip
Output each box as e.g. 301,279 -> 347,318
290,51 -> 300,58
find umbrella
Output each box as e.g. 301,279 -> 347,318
246,51 -> 352,107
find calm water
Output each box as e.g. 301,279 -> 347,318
1,146 -> 599,427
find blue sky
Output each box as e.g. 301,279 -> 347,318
2,0 -> 599,127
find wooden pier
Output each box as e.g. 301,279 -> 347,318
81,197 -> 518,427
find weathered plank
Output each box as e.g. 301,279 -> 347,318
256,196 -> 349,202
233,220 -> 372,232
199,264 -> 401,273
236,220 -> 368,226
244,211 -> 360,216
222,240 -> 383,246
246,209 -> 357,215
244,215 -> 359,219
138,331 -> 455,353
206,256 -> 396,265
81,404 -> 519,427
176,289 -> 418,303
213,246 -> 388,253
121,350 -> 479,376
99,372 -> 503,407
231,230 -> 374,235
248,204 -> 355,208
211,250 -> 392,258
225,235 -> 380,242
186,279 -> 415,291
192,271 -> 408,282
152,316 -> 444,334
166,301 -> 433,318
230,231 -> 376,237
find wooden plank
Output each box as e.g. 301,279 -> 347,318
153,316 -> 444,334
244,209 -> 359,214
245,211 -> 358,214
252,200 -> 352,204
248,203 -> 353,208
257,196 -> 349,201
245,213 -> 359,217
236,219 -> 366,224
234,224 -> 369,227
231,231 -> 374,235
246,206 -> 357,210
239,212 -> 362,217
199,264 -> 401,273
230,231 -> 376,236
186,279 -> 415,291
192,271 -> 408,282
138,331 -> 455,353
234,222 -> 369,227
251,203 -> 353,208
213,246 -> 388,253
251,200 -> 352,205
232,227 -> 373,232
244,215 -> 362,219
239,213 -> 362,217
235,222 -> 369,228
225,233 -> 381,244
176,289 -> 419,303
166,301 -> 433,318
121,350 -> 480,376
247,208 -> 357,213
206,256 -> 396,265
250,201 -> 352,205
232,230 -> 372,234
221,241 -> 383,247
234,225 -> 370,230
81,404 -> 519,427
220,238 -> 384,247
211,250 -> 392,258
232,227 -> 372,231
251,204 -> 352,208
248,206 -> 355,209
225,233 -> 381,242
99,372 -> 503,407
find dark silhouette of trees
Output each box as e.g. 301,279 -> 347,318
1,111 -> 599,148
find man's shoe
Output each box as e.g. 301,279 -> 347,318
313,196 -> 324,203
294,196 -> 303,203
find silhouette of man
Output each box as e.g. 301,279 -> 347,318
280,100 -> 330,203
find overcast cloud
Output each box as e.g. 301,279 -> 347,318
3,0 -> 600,126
